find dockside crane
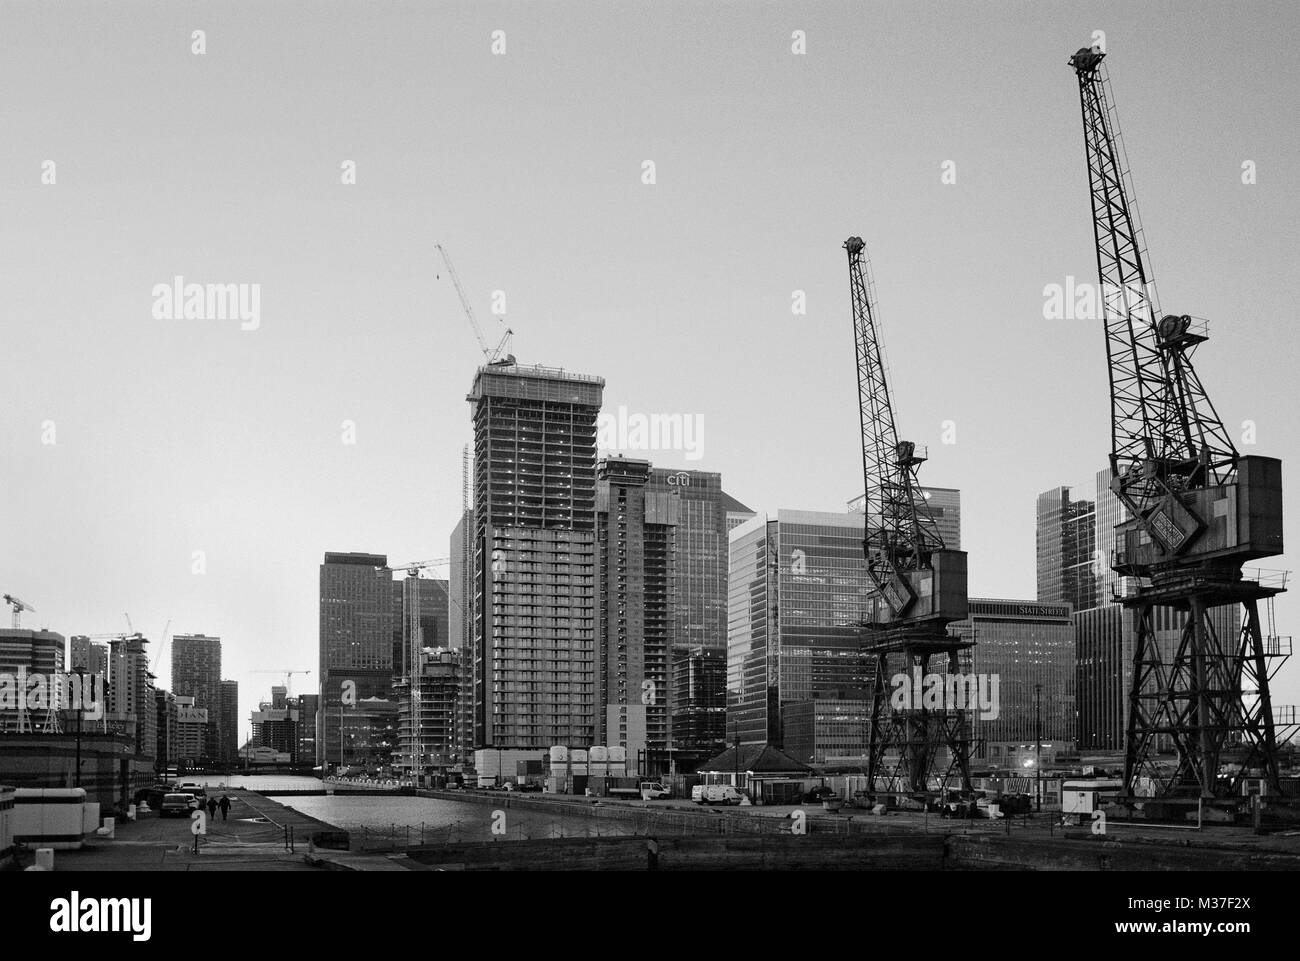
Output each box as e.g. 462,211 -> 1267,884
1069,46 -> 1292,806
845,237 -> 973,800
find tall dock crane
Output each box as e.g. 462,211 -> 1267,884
1069,47 -> 1291,806
845,237 -> 973,800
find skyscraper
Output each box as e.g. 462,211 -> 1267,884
219,679 -> 239,765
595,457 -> 668,765
951,599 -> 1076,765
593,458 -> 751,770
107,633 -> 157,767
1092,467 -> 1137,604
468,362 -> 603,751
670,646 -> 727,757
0,629 -> 65,733
727,510 -> 874,753
171,634 -> 220,762
156,689 -> 178,774
69,636 -> 109,677
1036,486 -> 1098,611
449,507 -> 475,759
0,629 -> 64,675
848,486 -> 961,550
449,508 -> 473,654
318,552 -> 397,769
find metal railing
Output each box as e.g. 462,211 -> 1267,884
1245,568 -> 1290,591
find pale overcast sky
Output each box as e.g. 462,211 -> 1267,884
3,2 -> 1298,739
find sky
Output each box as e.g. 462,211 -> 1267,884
3,2 -> 1299,741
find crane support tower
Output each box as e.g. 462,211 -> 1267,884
845,237 -> 974,801
1069,46 -> 1293,807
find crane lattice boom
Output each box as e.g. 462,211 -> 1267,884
846,237 -> 946,615
1070,46 -> 1238,530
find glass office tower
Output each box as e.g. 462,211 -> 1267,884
318,552 -> 396,768
1036,486 -> 1098,612
727,510 -> 874,750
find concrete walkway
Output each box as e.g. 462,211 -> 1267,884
28,789 -> 411,872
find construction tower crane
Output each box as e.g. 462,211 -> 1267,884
389,558 -> 450,668
251,669 -> 312,697
3,594 -> 35,629
436,244 -> 514,366
845,237 -> 973,801
1069,46 -> 1291,806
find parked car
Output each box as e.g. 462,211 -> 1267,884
502,781 -> 517,792
160,793 -> 199,817
177,782 -> 206,798
805,785 -> 836,803
519,782 -> 543,792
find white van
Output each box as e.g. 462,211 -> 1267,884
640,782 -> 671,800
692,784 -> 745,806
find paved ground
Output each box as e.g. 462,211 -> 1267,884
24,790 -> 410,872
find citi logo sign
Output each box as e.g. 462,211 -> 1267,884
889,667 -> 1000,721
49,892 -> 151,941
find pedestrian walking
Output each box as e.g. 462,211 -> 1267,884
218,794 -> 231,821
206,796 -> 217,820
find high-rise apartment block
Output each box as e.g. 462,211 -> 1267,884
219,679 -> 239,765
593,457 -> 749,770
171,634 -> 221,762
468,363 -> 603,751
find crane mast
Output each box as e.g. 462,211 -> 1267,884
846,236 -> 973,800
1070,47 -> 1291,806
